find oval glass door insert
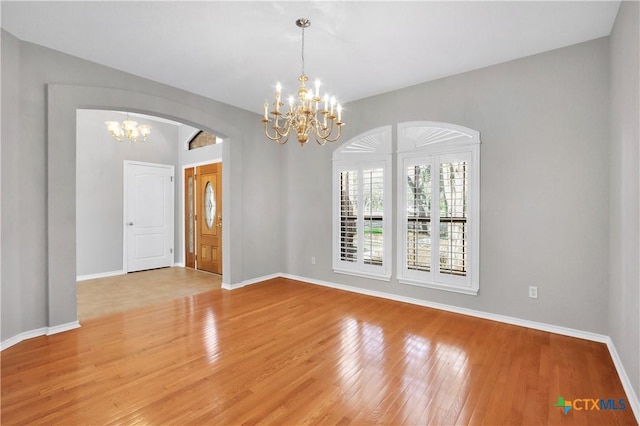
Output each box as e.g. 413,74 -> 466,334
204,181 -> 216,229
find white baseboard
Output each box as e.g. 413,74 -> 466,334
605,337 -> 640,423
281,273 -> 639,423
173,262 -> 185,267
1,321 -> 81,351
281,273 -> 609,342
47,321 -> 81,336
76,269 -> 124,282
222,273 -> 281,290
221,282 -> 238,290
1,327 -> 48,351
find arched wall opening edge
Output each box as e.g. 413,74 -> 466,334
47,84 -> 241,328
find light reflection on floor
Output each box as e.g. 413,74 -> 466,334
203,308 -> 219,364
337,317 -> 387,411
337,316 -> 469,423
402,334 -> 469,423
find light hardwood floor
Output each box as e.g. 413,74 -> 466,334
77,267 -> 222,322
2,277 -> 637,425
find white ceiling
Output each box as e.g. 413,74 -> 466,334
1,1 -> 620,116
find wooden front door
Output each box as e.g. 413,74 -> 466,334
196,163 -> 222,274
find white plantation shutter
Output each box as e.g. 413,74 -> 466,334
333,127 -> 392,281
406,163 -> 432,273
438,157 -> 469,278
362,167 -> 384,266
339,170 -> 358,263
332,122 -> 479,293
398,122 -> 480,295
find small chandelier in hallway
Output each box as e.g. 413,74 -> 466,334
105,113 -> 151,143
262,18 -> 344,146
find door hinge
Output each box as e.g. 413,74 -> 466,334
170,248 -> 173,254
170,176 -> 174,182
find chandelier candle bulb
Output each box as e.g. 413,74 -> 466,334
307,91 -> 313,110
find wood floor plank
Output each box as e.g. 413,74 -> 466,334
1,277 -> 637,425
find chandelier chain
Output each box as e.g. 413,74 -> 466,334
301,24 -> 305,77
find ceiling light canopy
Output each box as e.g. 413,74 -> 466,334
105,114 -> 151,143
262,18 -> 344,146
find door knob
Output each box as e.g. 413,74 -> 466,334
128,222 -> 134,226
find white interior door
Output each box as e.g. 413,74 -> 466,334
124,161 -> 174,273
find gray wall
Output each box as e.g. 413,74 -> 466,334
1,30 -> 25,339
1,31 -> 283,341
609,1 -> 640,399
284,37 -> 612,334
76,109 -> 180,277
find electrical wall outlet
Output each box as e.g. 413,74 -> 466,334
311,256 -> 316,265
528,286 -> 538,299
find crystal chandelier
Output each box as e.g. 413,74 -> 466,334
105,113 -> 151,143
262,18 -> 344,146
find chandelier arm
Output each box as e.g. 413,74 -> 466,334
310,114 -> 332,145
279,113 -> 295,137
314,132 -> 327,146
315,113 -> 335,138
262,120 -> 289,143
274,120 -> 291,144
275,123 -> 291,138
324,125 -> 343,143
320,122 -> 343,143
270,111 -> 294,139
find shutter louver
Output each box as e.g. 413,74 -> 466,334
406,164 -> 431,272
439,161 -> 468,276
340,170 -> 358,262
363,168 -> 384,266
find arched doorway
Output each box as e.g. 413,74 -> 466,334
47,85 -> 240,330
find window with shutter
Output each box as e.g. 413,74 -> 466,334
331,122 -> 480,294
333,127 -> 392,281
397,122 -> 480,295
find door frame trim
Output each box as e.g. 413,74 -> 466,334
181,159 -> 222,269
123,160 -> 175,273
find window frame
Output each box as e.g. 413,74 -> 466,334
397,122 -> 481,295
332,126 -> 392,281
